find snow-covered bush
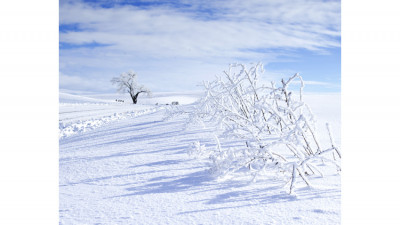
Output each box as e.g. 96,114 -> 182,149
189,141 -> 208,158
172,63 -> 341,194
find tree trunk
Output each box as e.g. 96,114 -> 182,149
129,93 -> 136,104
130,92 -> 143,104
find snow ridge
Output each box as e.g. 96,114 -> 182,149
59,107 -> 161,139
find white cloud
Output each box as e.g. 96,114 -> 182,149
60,0 -> 340,56
292,80 -> 334,86
59,72 -> 113,92
260,69 -> 339,89
59,0 -> 341,92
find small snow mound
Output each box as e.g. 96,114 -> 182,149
59,107 -> 161,139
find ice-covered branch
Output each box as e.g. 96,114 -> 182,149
168,63 -> 340,194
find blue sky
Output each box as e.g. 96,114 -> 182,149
59,0 -> 341,93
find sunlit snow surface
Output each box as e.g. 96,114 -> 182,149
59,91 -> 340,225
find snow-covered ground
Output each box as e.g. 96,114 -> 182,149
59,91 -> 341,225
59,92 -> 201,139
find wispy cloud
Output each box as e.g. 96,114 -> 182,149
292,80 -> 336,86
60,72 -> 113,92
59,0 -> 341,92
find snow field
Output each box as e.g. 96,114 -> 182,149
59,107 -> 161,139
59,91 -> 340,224
59,92 -> 201,138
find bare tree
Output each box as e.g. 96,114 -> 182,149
111,71 -> 150,104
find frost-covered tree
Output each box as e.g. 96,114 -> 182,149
169,63 -> 341,194
111,71 -> 150,104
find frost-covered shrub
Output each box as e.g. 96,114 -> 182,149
189,141 -> 208,158
182,63 -> 341,194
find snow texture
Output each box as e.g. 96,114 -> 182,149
59,90 -> 340,225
